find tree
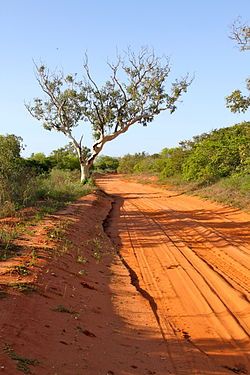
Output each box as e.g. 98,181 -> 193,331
226,19 -> 250,113
26,48 -> 191,182
49,144 -> 80,170
0,135 -> 37,212
0,134 -> 23,179
159,147 -> 188,178
26,152 -> 52,174
94,155 -> 119,172
117,152 -> 148,174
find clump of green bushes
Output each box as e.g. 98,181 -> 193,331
0,135 -> 93,218
93,155 -> 119,173
181,123 -> 249,183
117,122 -> 250,208
36,169 -> 93,203
118,122 -> 249,184
0,135 -> 39,216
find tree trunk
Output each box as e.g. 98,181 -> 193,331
80,162 -> 90,183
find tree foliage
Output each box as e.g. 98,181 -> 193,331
26,152 -> 52,174
0,134 -> 23,177
160,147 -> 188,178
49,144 -> 80,170
94,155 -> 119,172
226,18 -> 250,113
26,48 -> 191,181
117,152 -> 148,174
118,122 -> 250,184
0,135 -> 37,213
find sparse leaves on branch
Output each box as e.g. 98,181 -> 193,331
230,18 -> 250,51
226,18 -> 250,113
26,47 -> 191,181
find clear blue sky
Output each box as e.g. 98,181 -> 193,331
0,0 -> 249,157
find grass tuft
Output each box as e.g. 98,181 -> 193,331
3,343 -> 39,374
51,304 -> 77,314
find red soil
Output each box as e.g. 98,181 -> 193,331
0,176 -> 249,374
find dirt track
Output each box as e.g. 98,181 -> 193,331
0,175 -> 249,374
97,175 -> 250,375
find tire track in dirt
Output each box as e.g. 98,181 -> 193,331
121,202 -> 214,375
124,200 -> 249,352
97,175 -> 250,375
127,198 -> 248,354
138,197 -> 250,301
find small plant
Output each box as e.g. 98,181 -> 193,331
76,255 -> 87,264
51,304 -> 77,314
0,227 -> 21,260
46,221 -> 74,257
0,228 -> 19,242
78,269 -> 87,276
11,283 -> 37,293
0,243 -> 22,261
88,237 -> 102,262
12,265 -> 30,276
47,225 -> 65,241
3,343 -> 39,374
60,238 -> 73,254
27,249 -> 38,266
92,249 -> 102,262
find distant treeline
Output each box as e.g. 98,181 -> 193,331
117,122 -> 250,184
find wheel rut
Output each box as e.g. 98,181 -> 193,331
98,175 -> 250,375
103,196 -> 165,338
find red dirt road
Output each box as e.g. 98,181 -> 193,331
97,175 -> 250,375
0,175 -> 249,374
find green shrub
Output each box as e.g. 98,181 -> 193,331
159,147 -> 188,179
0,135 -> 39,216
26,152 -> 52,174
133,155 -> 161,174
94,155 -> 119,172
117,153 -> 148,174
198,172 -> 250,209
36,169 -> 91,202
182,122 -> 250,184
0,138 -> 93,218
48,145 -> 80,170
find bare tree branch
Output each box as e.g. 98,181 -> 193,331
230,18 -> 250,51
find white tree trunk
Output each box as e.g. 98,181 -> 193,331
80,163 -> 90,183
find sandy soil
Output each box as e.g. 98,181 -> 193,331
97,175 -> 250,375
0,175 -> 249,374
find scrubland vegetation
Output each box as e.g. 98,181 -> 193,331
0,135 -> 93,218
117,122 -> 250,209
0,121 -> 249,217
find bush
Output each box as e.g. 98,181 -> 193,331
159,147 -> 188,179
0,135 -> 39,216
26,152 -> 52,174
197,172 -> 250,209
48,146 -> 80,170
0,135 -> 93,218
94,155 -> 119,172
182,122 -> 250,184
117,153 -> 148,174
133,155 -> 161,174
36,169 -> 91,202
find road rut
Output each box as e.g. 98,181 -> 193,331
98,175 -> 250,375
